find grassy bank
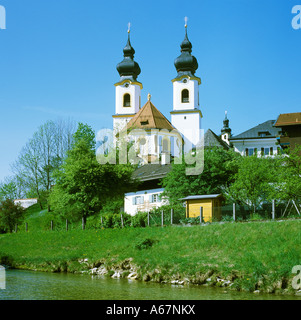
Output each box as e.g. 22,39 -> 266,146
1,218 -> 301,295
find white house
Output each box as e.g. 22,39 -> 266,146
229,120 -> 282,157
125,188 -> 168,216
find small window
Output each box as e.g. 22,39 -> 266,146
150,194 -> 161,203
245,148 -> 249,156
181,89 -> 189,103
123,93 -> 131,107
264,148 -> 269,156
270,147 -> 273,156
132,196 -> 144,205
249,148 -> 254,156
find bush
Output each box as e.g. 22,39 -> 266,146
131,212 -> 148,227
0,199 -> 25,233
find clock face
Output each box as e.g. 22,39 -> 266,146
183,78 -> 188,83
124,83 -> 130,88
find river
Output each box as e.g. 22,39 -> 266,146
0,269 -> 300,300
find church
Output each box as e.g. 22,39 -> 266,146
112,23 -> 203,165
110,24 -> 203,215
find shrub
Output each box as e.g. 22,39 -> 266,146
0,199 -> 25,233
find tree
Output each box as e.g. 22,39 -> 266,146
11,119 -> 76,209
162,147 -> 239,206
227,155 -> 278,213
275,145 -> 301,202
0,199 -> 25,233
49,123 -> 136,222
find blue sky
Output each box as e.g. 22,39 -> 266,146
0,0 -> 300,181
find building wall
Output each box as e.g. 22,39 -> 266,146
231,138 -> 280,157
124,188 -> 168,216
186,198 -> 221,222
14,198 -> 38,209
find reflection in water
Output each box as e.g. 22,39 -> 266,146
0,269 -> 300,300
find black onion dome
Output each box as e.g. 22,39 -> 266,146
174,28 -> 198,77
116,33 -> 141,81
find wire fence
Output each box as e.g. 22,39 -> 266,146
11,199 -> 301,233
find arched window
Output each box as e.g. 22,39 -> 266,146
123,93 -> 131,107
181,89 -> 189,103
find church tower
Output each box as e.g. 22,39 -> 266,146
221,111 -> 232,145
170,21 -> 202,149
113,27 -> 143,134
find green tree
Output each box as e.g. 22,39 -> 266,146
162,147 -> 239,206
227,155 -> 278,213
0,199 -> 25,233
49,123 -> 136,222
275,145 -> 301,202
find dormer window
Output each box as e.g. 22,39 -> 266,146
181,89 -> 189,103
123,93 -> 131,107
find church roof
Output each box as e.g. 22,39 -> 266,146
127,100 -> 176,131
203,129 -> 231,149
132,163 -> 172,182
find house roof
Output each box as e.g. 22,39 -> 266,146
274,112 -> 301,127
230,120 -> 280,140
180,194 -> 222,201
203,129 -> 230,149
127,100 -> 175,131
132,163 -> 172,182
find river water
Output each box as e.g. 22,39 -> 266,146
0,269 -> 300,300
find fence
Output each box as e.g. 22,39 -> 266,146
11,199 -> 301,233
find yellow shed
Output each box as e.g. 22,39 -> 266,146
181,194 -> 223,222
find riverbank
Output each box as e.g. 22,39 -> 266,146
1,220 -> 301,296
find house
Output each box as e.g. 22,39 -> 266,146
274,112 -> 301,151
229,120 -> 282,157
124,163 -> 171,215
14,198 -> 38,209
180,194 -> 223,222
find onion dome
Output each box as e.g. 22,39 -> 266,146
221,111 -> 232,135
116,31 -> 141,81
174,26 -> 198,77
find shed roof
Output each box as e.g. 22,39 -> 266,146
274,112 -> 301,127
180,194 -> 222,201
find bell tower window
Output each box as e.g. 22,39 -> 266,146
181,89 -> 189,103
123,93 -> 131,107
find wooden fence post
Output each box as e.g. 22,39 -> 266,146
171,209 -> 173,225
200,207 -> 203,224
15,224 -> 18,233
121,213 -> 124,228
25,222 -> 28,232
66,219 -> 68,231
272,200 -> 275,220
161,210 -> 164,227
51,220 -> 53,231
82,217 -> 85,230
233,203 -> 236,221
147,211 -> 150,227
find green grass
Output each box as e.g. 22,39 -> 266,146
1,214 -> 301,294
